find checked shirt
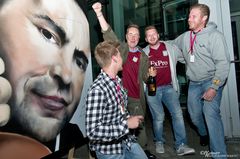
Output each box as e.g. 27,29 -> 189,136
86,70 -> 136,155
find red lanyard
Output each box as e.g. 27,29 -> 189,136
115,81 -> 125,113
189,30 -> 201,54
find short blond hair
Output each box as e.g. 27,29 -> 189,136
190,3 -> 210,25
94,41 -> 120,68
144,25 -> 158,36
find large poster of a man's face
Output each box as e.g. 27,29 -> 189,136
0,0 -> 90,149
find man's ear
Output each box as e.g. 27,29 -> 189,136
113,53 -> 120,63
202,15 -> 208,22
145,37 -> 148,42
112,56 -> 117,63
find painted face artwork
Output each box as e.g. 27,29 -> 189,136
0,0 -> 90,142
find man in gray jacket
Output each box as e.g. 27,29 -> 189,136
173,4 -> 230,159
143,25 -> 195,156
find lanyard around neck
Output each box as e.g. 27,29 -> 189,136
114,79 -> 125,113
189,30 -> 201,54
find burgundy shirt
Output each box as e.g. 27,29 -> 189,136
122,51 -> 141,98
149,43 -> 171,86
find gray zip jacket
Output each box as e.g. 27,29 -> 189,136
173,22 -> 230,90
143,41 -> 184,93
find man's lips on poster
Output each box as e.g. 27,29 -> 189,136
32,89 -> 69,116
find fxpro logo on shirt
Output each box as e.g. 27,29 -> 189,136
150,60 -> 169,68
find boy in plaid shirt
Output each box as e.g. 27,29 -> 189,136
85,41 -> 147,159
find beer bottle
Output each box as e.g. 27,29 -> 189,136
148,66 -> 156,96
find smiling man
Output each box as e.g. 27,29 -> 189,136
0,0 -> 90,152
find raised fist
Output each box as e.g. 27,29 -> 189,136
92,2 -> 102,15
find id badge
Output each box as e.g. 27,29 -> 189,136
163,50 -> 168,56
190,54 -> 195,62
133,56 -> 138,62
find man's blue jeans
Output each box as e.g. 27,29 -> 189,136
95,142 -> 148,159
146,84 -> 187,148
188,80 -> 227,158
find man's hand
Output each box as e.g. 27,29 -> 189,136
127,115 -> 144,129
202,87 -> 217,101
148,66 -> 157,77
0,58 -> 12,126
91,2 -> 109,31
92,2 -> 102,16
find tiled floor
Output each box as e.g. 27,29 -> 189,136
74,107 -> 240,159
